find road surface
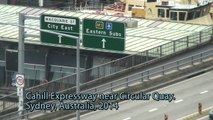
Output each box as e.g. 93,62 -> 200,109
69,70 -> 213,120
196,115 -> 209,120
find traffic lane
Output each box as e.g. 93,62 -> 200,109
130,80 -> 213,120
80,89 -> 213,120
136,75 -> 213,120
70,71 -> 213,120
152,70 -> 213,104
138,88 -> 213,120
130,70 -> 213,117
68,100 -> 167,120
74,87 -> 213,120
55,72 -> 213,119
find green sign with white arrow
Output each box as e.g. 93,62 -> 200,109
82,19 -> 125,51
40,14 -> 80,46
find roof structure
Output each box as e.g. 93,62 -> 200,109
0,4 -> 210,54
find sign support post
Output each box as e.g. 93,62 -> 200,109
40,14 -> 81,119
39,0 -> 44,7
18,13 -> 25,118
76,38 -> 80,120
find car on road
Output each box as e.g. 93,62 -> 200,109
209,110 -> 213,120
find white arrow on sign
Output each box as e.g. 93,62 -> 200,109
102,38 -> 106,48
58,35 -> 62,44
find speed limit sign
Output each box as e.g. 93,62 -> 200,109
16,74 -> 24,87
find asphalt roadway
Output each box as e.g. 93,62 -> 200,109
69,70 -> 213,120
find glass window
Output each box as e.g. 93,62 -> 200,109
147,0 -> 157,2
187,11 -> 194,20
195,10 -> 201,18
0,48 -> 5,60
170,12 -> 177,20
35,70 -> 45,81
25,69 -> 36,80
206,7 -> 209,14
158,9 -> 165,17
128,4 -> 134,11
50,65 -> 63,80
166,9 -> 169,18
0,60 -> 5,66
207,6 -> 211,14
162,1 -> 168,5
0,66 -> 5,86
179,12 -> 186,21
202,8 -> 206,16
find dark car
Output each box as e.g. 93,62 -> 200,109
210,110 -> 213,120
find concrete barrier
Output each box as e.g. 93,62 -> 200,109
180,107 -> 213,120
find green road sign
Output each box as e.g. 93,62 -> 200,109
40,14 -> 79,46
83,19 -> 125,51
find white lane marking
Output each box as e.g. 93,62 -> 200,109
174,99 -> 183,103
123,117 -> 131,120
196,115 -> 209,120
148,108 -> 158,112
200,90 -> 208,94
119,100 -> 131,105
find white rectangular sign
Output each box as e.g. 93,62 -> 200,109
17,87 -> 23,96
44,16 -> 76,25
18,96 -> 23,111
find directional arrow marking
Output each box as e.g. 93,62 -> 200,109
102,38 -> 106,48
58,35 -> 62,44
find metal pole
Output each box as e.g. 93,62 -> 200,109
18,13 -> 25,118
39,0 -> 44,7
75,0 -> 77,10
76,38 -> 80,120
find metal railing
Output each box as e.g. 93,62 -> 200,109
0,25 -> 212,113
79,2 -> 104,11
25,26 -> 212,91
0,62 -> 84,88
1,46 -> 213,120
85,49 -> 213,94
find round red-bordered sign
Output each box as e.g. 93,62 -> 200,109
16,76 -> 24,85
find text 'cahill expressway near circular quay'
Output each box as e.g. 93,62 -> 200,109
25,92 -> 176,112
